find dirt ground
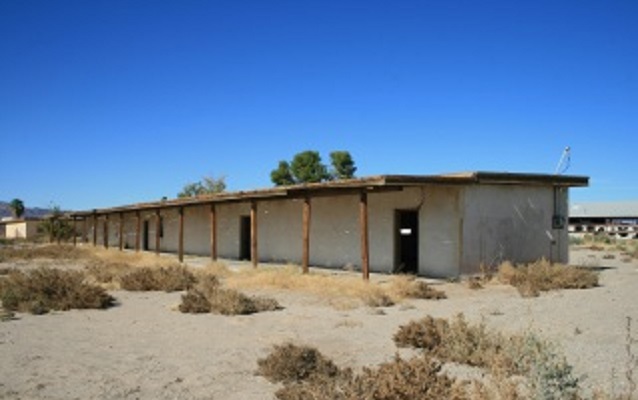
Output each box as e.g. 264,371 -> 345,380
0,247 -> 637,399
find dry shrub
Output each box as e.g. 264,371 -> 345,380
178,290 -> 212,313
361,289 -> 395,307
259,344 -> 465,400
225,266 -> 443,308
179,275 -> 280,315
198,262 -> 231,277
394,314 -> 515,369
393,314 -> 582,399
257,343 -> 340,384
0,244 -> 91,262
394,315 -> 449,352
346,355 -> 465,400
0,267 -> 114,314
87,247 -> 180,268
468,277 -> 484,290
388,275 -> 446,300
119,265 -> 196,292
85,260 -> 135,287
497,259 -> 598,297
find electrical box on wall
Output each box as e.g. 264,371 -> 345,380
552,215 -> 566,229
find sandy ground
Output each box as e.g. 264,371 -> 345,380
0,248 -> 637,399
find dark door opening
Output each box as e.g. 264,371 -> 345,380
395,210 -> 419,274
143,220 -> 149,251
239,216 -> 251,260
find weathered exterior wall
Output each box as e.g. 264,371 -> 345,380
461,185 -> 568,274
80,183 -> 569,279
419,186 -> 463,277
4,221 -> 40,239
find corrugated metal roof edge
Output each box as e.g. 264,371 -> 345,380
70,172 -> 589,217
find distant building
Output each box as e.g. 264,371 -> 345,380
569,201 -> 638,239
0,218 -> 42,240
71,172 -> 588,278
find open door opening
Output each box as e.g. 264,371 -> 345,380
142,220 -> 149,251
395,210 -> 419,274
239,216 -> 251,260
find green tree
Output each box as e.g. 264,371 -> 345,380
270,161 -> 295,186
39,206 -> 73,243
329,151 -> 357,179
178,175 -> 227,198
9,198 -> 25,219
290,150 -> 329,183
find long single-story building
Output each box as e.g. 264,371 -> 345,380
70,171 -> 588,278
569,201 -> 638,239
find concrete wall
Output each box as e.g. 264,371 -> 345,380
461,185 -> 568,274
419,185 -> 463,277
81,183 -> 569,278
4,221 -> 40,239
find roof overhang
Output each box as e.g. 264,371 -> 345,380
70,171 -> 589,217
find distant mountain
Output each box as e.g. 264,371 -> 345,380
0,201 -> 55,219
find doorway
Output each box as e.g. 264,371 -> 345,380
395,210 -> 419,274
143,220 -> 149,251
239,216 -> 251,260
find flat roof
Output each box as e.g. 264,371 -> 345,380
570,201 -> 638,219
72,171 -> 589,217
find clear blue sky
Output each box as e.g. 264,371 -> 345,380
1,0 -> 636,210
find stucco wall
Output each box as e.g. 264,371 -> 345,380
461,185 -> 568,274
81,183 -> 569,278
419,186 -> 463,277
4,221 -> 40,239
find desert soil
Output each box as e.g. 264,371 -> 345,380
0,247 -> 637,399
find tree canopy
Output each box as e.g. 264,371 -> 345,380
178,175 -> 227,198
329,151 -> 357,180
270,161 -> 295,186
270,150 -> 357,186
9,198 -> 25,219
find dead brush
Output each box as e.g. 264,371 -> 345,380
225,266 -> 443,308
387,275 -> 446,300
0,244 -> 91,262
497,259 -> 598,297
179,275 -> 281,315
258,343 -> 466,400
0,267 -> 115,314
119,265 -> 196,292
393,314 -> 509,369
393,314 -> 582,399
257,342 -> 340,384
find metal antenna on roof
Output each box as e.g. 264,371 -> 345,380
554,146 -> 571,175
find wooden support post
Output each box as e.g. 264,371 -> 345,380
155,209 -> 161,256
178,207 -> 184,263
119,213 -> 124,251
92,214 -> 98,246
104,215 -> 109,249
250,201 -> 258,268
135,211 -> 141,252
302,197 -> 311,274
210,204 -> 217,261
83,218 -> 88,243
359,191 -> 370,280
72,217 -> 77,246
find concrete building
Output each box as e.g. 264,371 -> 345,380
0,218 -> 42,240
71,172 -> 588,278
